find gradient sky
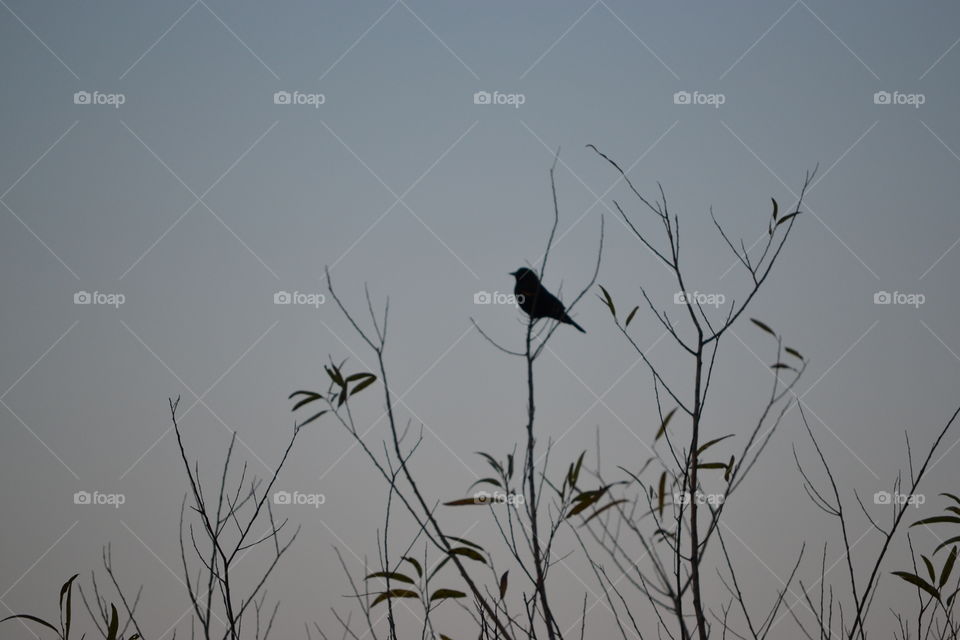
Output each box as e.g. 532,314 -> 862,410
2,1 -> 960,638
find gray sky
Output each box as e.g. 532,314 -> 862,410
2,1 -> 960,637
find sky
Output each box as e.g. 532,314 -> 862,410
2,1 -> 960,638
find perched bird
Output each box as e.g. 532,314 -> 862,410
510,267 -> 585,333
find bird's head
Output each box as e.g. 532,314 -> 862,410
509,267 -> 538,283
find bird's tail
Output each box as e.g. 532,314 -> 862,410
563,315 -> 586,333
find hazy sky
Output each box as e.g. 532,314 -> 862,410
2,1 -> 960,638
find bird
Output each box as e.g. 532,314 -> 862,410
509,267 -> 585,333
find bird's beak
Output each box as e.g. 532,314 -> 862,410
508,271 -> 516,276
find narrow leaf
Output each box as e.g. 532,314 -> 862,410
912,516 -> 960,528
430,588 -> 466,602
365,571 -> 415,585
499,571 -> 509,599
106,604 -> 120,640
785,347 -> 804,360
923,555 -> 936,583
657,471 -> 666,517
940,547 -> 958,588
750,318 -> 776,336
0,615 -> 59,634
446,536 -> 484,552
598,285 -> 616,318
402,557 -> 423,578
697,435 -> 734,456
625,306 -> 639,327
892,571 -> 940,601
776,212 -> 800,226
655,408 -> 678,441
582,499 -> 629,525
449,547 -> 485,564
371,589 -> 418,607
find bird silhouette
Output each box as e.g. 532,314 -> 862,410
510,267 -> 585,333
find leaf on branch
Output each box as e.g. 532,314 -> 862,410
0,615 -> 59,634
449,547 -> 486,564
403,557 -> 423,578
443,497 -> 491,506
697,435 -> 734,456
291,393 -> 322,411
725,455 -> 735,482
582,499 -> 629,525
325,364 -> 344,387
569,451 -> 586,488
923,555 -> 937,583
476,452 -> 503,475
655,408 -> 678,442
771,197 -> 779,221
298,410 -> 327,428
349,374 -> 377,396
892,571 -> 940,601
598,285 -> 616,318
499,571 -> 509,599
430,588 -> 466,602
785,347 -> 804,360
913,516 -> 960,527
936,536 -> 960,554
776,212 -> 801,226
365,571 -> 415,585
446,536 -> 484,552
698,462 -> 728,470
468,478 -> 502,491
567,486 -> 613,518
371,589 -> 419,607
940,547 -> 958,588
625,306 -> 639,327
658,471 -> 667,517
106,604 -> 119,640
750,318 -> 776,336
